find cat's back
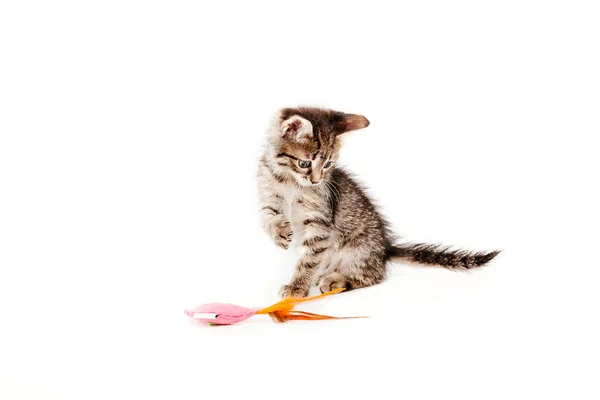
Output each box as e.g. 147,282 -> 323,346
331,167 -> 372,207
330,167 -> 382,224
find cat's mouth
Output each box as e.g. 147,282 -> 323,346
298,179 -> 321,187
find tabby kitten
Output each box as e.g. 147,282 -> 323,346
257,106 -> 500,298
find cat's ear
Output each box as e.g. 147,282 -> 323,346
336,113 -> 370,135
280,115 -> 313,141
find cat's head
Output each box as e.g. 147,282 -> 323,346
268,107 -> 369,187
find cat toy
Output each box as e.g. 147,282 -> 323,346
184,288 -> 367,325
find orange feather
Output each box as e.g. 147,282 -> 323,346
255,288 -> 368,322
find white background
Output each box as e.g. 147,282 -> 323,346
1,1 -> 599,399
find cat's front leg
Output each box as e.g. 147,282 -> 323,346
270,216 -> 293,250
279,257 -> 318,298
260,202 -> 293,249
257,161 -> 293,249
279,215 -> 332,297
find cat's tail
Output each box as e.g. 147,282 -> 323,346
385,242 -> 501,269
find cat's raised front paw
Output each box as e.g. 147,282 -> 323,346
274,222 -> 293,249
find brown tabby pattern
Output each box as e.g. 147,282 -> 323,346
257,106 -> 500,298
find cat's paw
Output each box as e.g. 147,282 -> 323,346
274,221 -> 293,249
318,273 -> 348,294
279,284 -> 309,299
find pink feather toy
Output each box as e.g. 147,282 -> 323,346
185,288 -> 367,325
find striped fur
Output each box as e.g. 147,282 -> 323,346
257,106 -> 500,298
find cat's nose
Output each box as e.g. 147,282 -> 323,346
310,172 -> 322,185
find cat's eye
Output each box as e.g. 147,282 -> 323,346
324,161 -> 334,168
298,160 -> 310,168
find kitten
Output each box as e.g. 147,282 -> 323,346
257,106 -> 500,298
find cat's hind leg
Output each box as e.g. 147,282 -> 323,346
317,247 -> 387,293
